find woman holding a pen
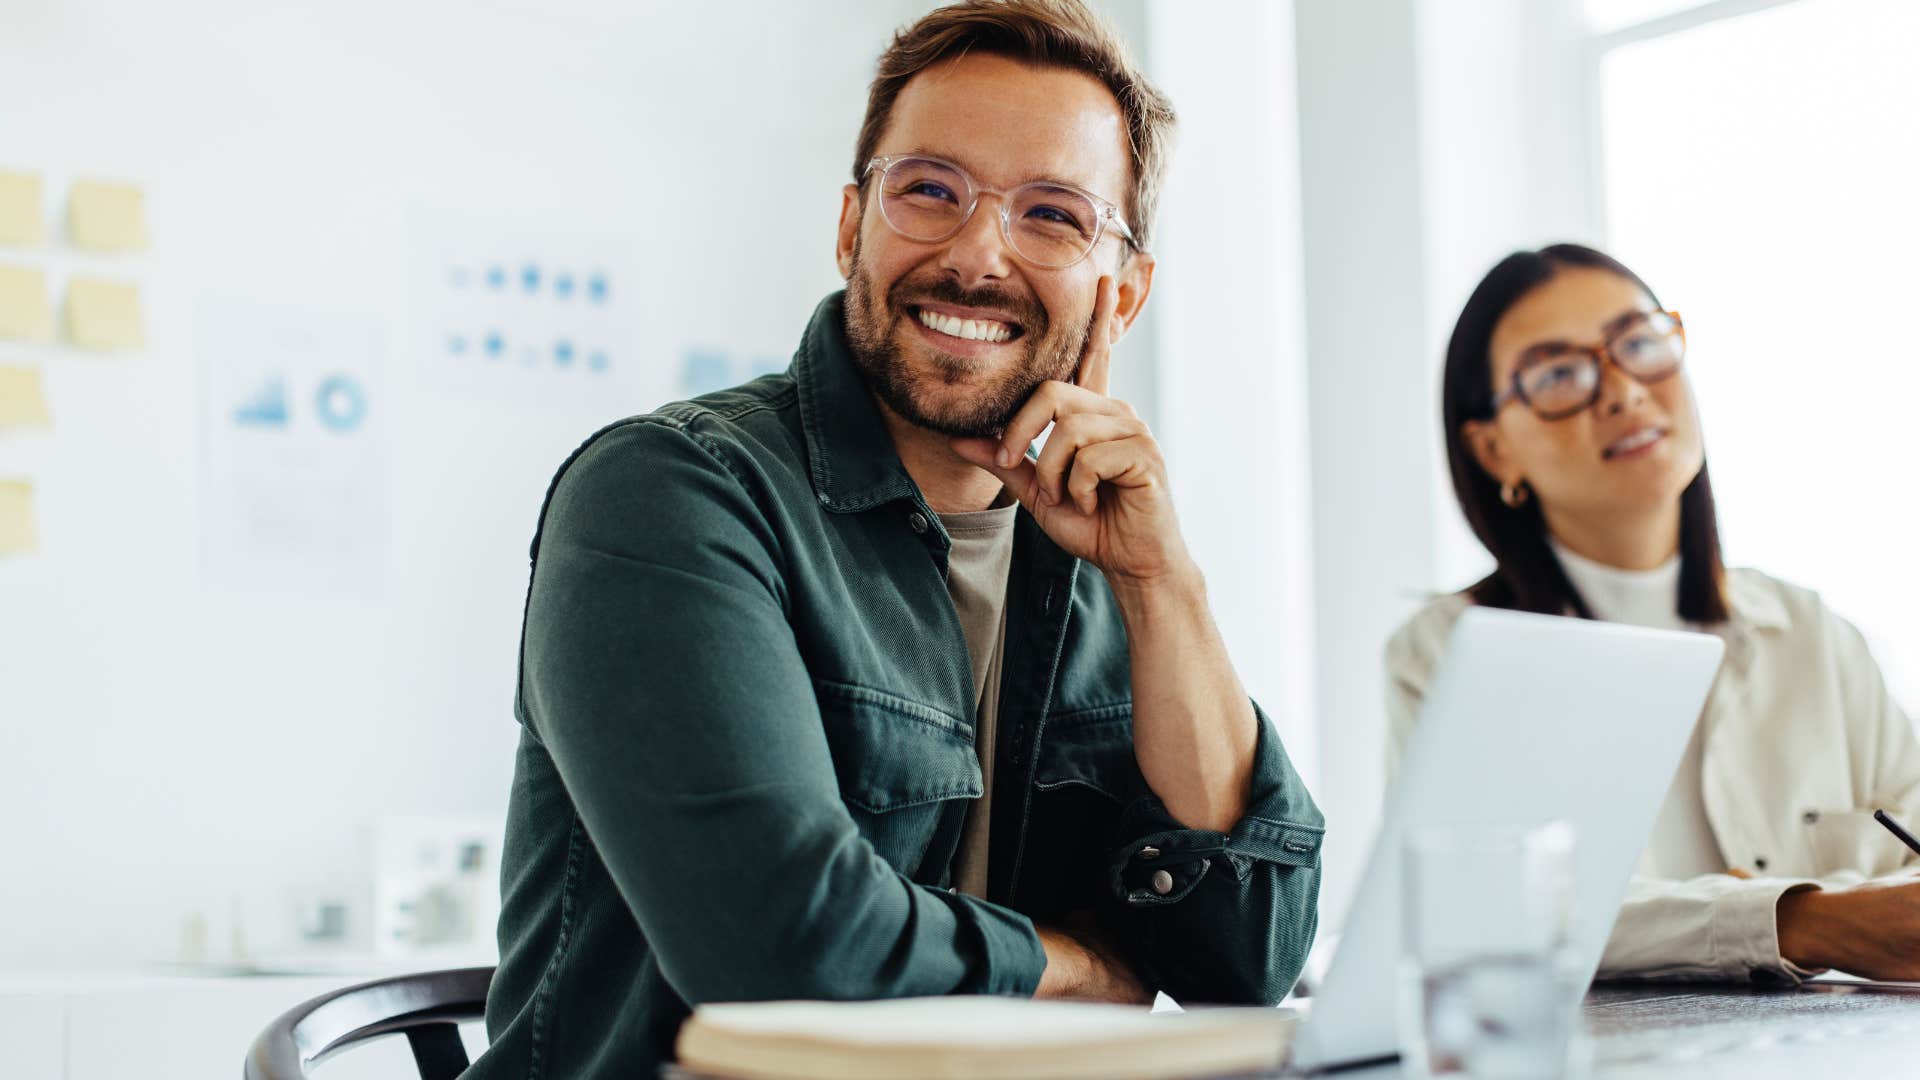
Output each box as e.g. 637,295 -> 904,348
1386,243 -> 1920,983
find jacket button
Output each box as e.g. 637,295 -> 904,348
908,511 -> 929,534
1150,870 -> 1174,895
1139,846 -> 1161,860
1802,811 -> 1819,825
1755,856 -> 1769,871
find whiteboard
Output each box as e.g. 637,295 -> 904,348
0,0 -> 950,969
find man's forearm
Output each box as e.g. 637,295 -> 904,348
1109,562 -> 1258,833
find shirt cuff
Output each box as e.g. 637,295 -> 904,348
1713,878 -> 1822,984
948,890 -> 1049,995
1105,703 -> 1324,908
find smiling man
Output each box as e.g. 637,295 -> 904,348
468,2 -> 1323,1075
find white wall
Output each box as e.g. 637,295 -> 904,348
1146,1 -> 1318,788
1292,0 -> 1595,923
0,0 -> 934,970
1293,0 -> 1438,923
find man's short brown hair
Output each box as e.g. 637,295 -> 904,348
853,0 -> 1177,252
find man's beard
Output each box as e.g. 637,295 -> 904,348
843,237 -> 1087,438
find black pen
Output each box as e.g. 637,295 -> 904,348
1873,809 -> 1920,857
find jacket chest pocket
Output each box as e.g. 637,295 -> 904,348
1022,705 -> 1140,912
1800,808 -> 1913,878
815,681 -> 982,876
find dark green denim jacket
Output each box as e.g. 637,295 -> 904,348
468,293 -> 1324,1078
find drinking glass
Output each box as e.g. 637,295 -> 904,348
1399,821 -> 1590,1079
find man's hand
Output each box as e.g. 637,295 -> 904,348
949,276 -> 1192,590
1034,918 -> 1152,1004
1778,879 -> 1920,977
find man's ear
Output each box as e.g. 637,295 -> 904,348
1108,251 -> 1155,345
1463,418 -> 1519,487
835,184 -> 861,280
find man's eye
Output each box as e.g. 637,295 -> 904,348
1024,204 -> 1089,233
904,181 -> 957,202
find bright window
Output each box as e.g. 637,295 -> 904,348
1599,0 -> 1920,707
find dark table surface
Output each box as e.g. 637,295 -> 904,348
663,980 -> 1920,1079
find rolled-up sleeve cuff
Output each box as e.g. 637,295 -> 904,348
1714,878 -> 1822,984
950,892 -> 1049,995
1106,703 -> 1324,908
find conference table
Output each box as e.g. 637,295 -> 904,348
1334,978 -> 1920,1077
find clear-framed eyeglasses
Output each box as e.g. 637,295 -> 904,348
862,153 -> 1140,270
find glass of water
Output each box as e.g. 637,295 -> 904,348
1399,821 -> 1590,1079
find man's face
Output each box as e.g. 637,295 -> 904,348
837,52 -> 1145,438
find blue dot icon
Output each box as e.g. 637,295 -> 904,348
587,273 -> 609,305
682,349 -> 730,394
448,335 -> 468,356
521,263 -> 541,293
486,266 -> 507,290
484,331 -> 505,359
554,340 -> 575,367
588,350 -> 610,372
554,273 -> 575,300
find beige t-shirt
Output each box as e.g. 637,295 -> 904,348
938,493 -> 1020,898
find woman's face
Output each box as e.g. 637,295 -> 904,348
1466,267 -> 1705,522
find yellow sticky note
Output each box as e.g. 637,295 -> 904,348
0,171 -> 44,247
0,479 -> 34,555
68,178 -> 147,252
0,365 -> 51,428
65,276 -> 144,350
0,264 -> 53,342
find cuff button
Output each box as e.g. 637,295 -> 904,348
1150,869 -> 1174,895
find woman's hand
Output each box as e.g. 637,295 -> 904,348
1778,879 -> 1920,976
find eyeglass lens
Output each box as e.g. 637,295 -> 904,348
876,156 -> 1104,268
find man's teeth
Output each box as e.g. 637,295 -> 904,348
917,308 -> 1013,343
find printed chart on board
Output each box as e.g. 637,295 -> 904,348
406,209 -> 647,411
196,301 -> 387,597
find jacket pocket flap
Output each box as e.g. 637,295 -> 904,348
1032,704 -> 1138,803
815,681 -> 981,813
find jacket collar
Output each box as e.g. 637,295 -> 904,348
1726,569 -> 1790,634
792,291 -> 924,513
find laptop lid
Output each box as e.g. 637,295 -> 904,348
1292,607 -> 1725,1071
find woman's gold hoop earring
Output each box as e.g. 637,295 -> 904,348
1501,480 -> 1531,509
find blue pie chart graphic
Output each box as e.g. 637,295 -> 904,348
316,375 -> 368,433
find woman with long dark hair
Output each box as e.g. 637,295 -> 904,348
1387,243 -> 1920,982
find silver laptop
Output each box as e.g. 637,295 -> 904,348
1290,606 -> 1726,1072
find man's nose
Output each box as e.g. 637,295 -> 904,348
937,196 -> 1017,288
